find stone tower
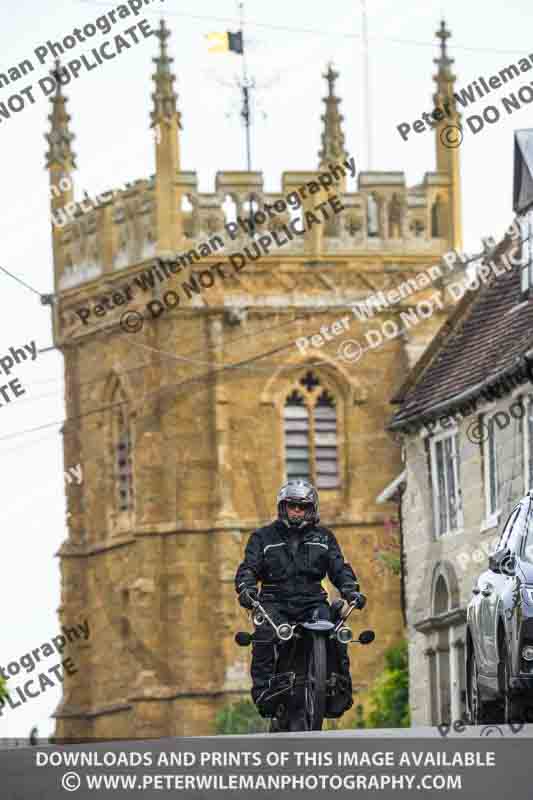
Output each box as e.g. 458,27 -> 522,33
433,20 -> 463,250
51,21 -> 463,738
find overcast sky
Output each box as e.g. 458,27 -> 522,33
1,0 -> 531,739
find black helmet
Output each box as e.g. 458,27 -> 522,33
277,480 -> 319,528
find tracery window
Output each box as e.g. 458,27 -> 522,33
116,409 -> 134,512
283,371 -> 339,488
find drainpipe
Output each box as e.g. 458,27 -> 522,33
398,483 -> 407,627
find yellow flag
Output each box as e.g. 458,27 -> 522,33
206,32 -> 229,53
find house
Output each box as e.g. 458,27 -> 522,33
385,129 -> 533,725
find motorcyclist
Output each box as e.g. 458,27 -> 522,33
234,479 -> 366,714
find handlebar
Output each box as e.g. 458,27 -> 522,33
242,589 -> 362,642
333,599 -> 360,633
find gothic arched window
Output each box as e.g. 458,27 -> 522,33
433,574 -> 450,616
283,372 -> 340,488
424,566 -> 465,726
116,409 -> 134,512
111,384 -> 134,513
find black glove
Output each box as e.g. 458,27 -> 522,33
342,587 -> 366,610
238,586 -> 258,610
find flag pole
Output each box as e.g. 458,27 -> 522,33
361,0 -> 372,170
238,1 -> 252,171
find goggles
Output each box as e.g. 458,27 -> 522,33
286,501 -> 311,511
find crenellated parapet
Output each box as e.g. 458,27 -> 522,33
56,178 -> 157,290
47,19 -> 459,305
53,168 -> 452,294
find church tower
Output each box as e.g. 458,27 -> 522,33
52,21 -> 463,739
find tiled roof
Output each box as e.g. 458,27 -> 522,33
389,238 -> 533,429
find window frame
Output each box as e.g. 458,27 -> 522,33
281,374 -> 341,490
523,394 -> 533,493
105,375 -> 136,537
482,412 -> 503,529
115,409 -> 134,513
283,393 -> 312,483
429,428 -> 463,538
313,395 -> 340,489
519,211 -> 532,298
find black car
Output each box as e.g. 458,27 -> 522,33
466,491 -> 533,723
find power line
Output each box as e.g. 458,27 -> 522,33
0,430 -> 65,458
0,266 -> 46,298
0,239 -> 520,426
76,0 -> 533,57
0,310 -> 308,417
0,327 -> 340,445
2,220 -> 523,440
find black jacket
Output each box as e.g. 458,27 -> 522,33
235,519 -> 359,601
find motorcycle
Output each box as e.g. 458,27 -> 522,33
235,591 -> 375,732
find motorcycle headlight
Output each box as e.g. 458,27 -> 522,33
277,623 -> 293,641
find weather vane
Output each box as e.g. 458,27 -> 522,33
204,1 -> 279,171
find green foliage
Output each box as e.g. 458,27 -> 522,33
217,645 -> 410,734
215,698 -> 270,735
0,676 -> 7,701
353,704 -> 366,729
375,520 -> 401,577
377,552 -> 401,576
354,641 -> 410,729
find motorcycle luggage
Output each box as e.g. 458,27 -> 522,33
324,637 -> 353,718
256,672 -> 296,718
325,672 -> 353,717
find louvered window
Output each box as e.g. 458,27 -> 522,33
315,391 -> 339,488
116,408 -> 134,512
284,391 -> 311,481
283,373 -> 340,488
